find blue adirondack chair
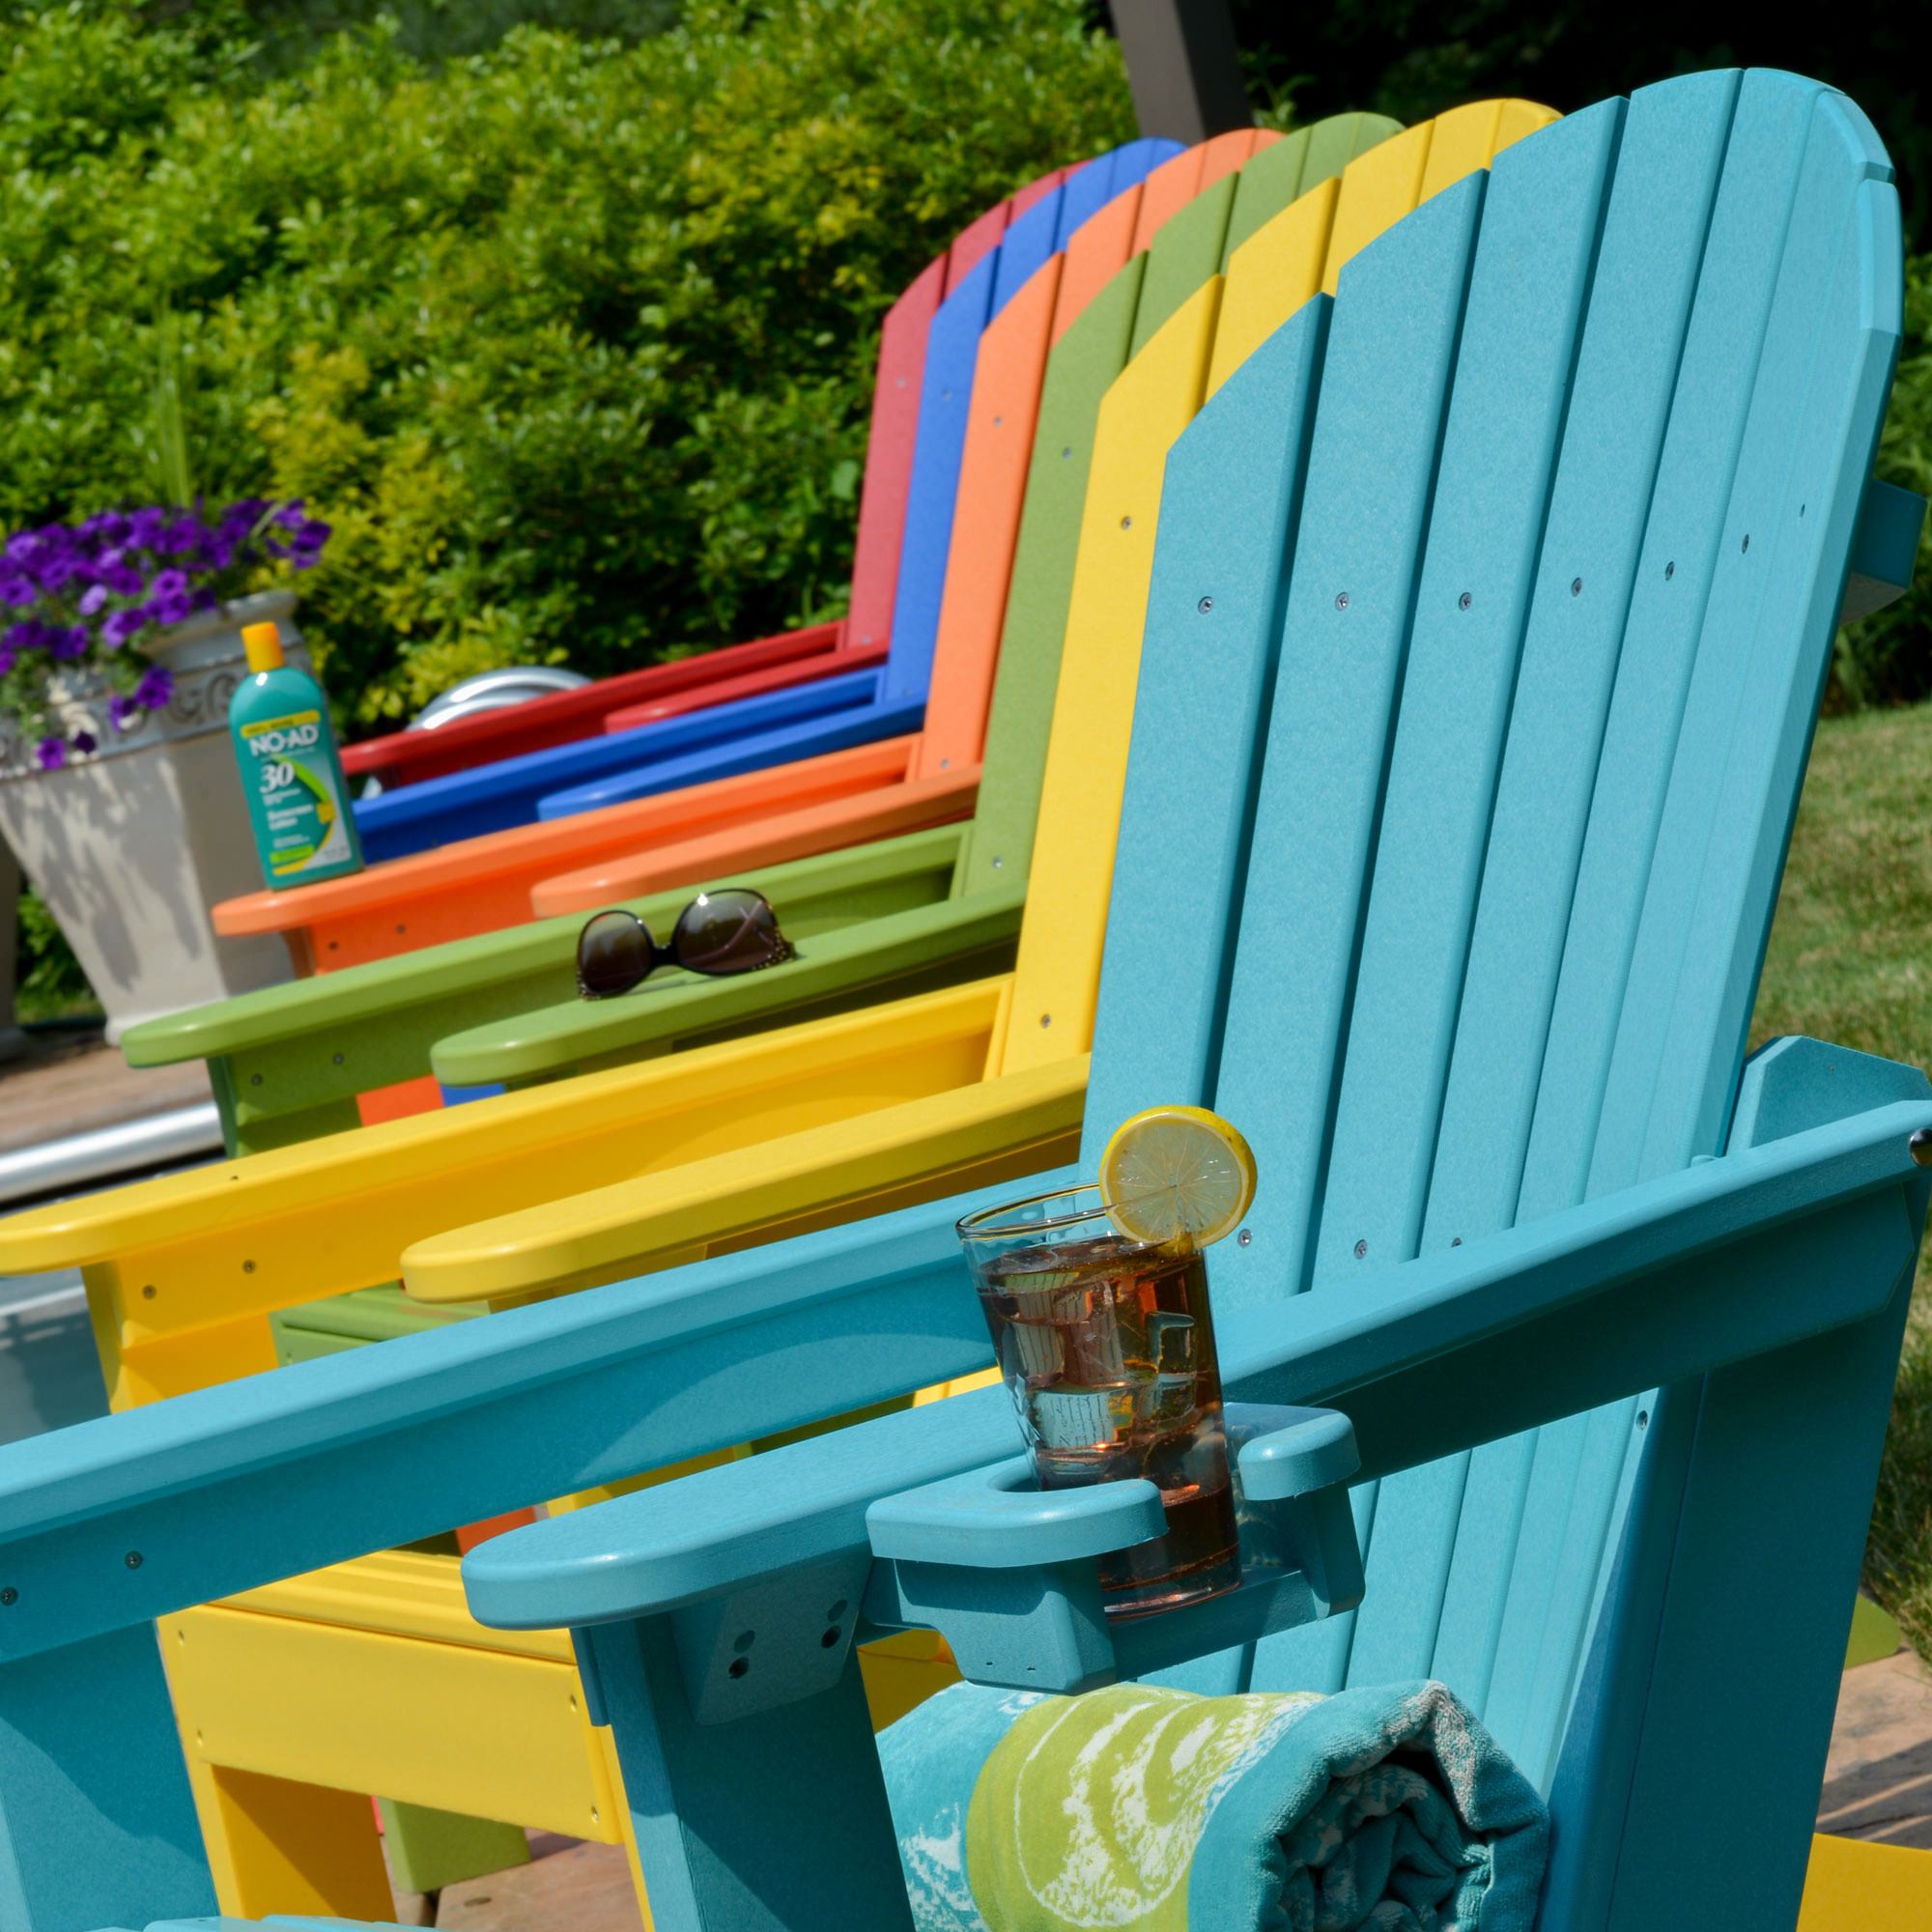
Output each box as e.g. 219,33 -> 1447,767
347,138 -> 1181,864
0,71 -> 1921,1932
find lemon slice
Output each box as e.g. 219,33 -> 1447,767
1098,1104 -> 1256,1247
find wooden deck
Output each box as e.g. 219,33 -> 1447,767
0,1030 -> 211,1158
1821,1645 -> 1932,1852
403,1837 -> 640,1930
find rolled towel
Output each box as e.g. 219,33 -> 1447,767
881,1677 -> 1548,1931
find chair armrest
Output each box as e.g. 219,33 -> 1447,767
400,1053 -> 1090,1302
121,827 -> 970,1071
458,1039 -> 1932,1641
867,1455 -> 1169,1569
339,622 -> 846,783
357,670 -> 891,862
527,767 -> 980,917
121,909 -> 587,1067
602,640 -> 888,731
863,1408 -> 1356,1570
0,982 -> 1027,1296
532,691 -> 925,821
0,1161 -> 1065,1666
431,884 -> 1022,1089
1837,476 -> 1927,625
1226,1042 -> 1932,1479
210,737 -> 918,938
854,1406 -> 1362,1697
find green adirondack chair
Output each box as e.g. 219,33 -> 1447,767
116,111 -> 1405,1178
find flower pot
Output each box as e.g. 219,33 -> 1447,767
1,832 -> 25,1064
0,591 -> 310,1041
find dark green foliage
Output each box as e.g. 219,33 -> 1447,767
1226,0 -> 1929,251
11,887 -> 95,1022
170,0 -> 684,71
1836,256 -> 1932,712
0,0 -> 1133,727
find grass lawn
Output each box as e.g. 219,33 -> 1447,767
1754,698 -> 1932,1655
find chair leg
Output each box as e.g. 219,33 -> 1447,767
0,1624 -> 214,1932
185,1759 -> 396,1919
377,1797 -> 530,1897
611,1765 -> 659,1932
591,1614 -> 914,1932
1553,1255 -> 1918,1932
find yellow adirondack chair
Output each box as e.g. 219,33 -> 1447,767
0,103 -> 1553,1924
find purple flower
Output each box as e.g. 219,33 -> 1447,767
133,665 -> 174,711
222,497 -> 271,534
4,500 -> 333,734
146,568 -> 192,627
34,736 -> 65,772
158,514 -> 204,557
71,730 -> 97,756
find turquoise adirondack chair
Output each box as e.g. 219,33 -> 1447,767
459,69 -> 1932,1928
0,70 -> 1923,1932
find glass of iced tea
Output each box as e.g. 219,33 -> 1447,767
957,1183 -> 1240,1618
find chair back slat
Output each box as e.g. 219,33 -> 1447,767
882,142 -> 1182,713
999,108 -> 1553,1072
947,115 -> 1454,891
841,253 -> 946,652
845,166 -> 1084,652
1008,160 -> 1073,220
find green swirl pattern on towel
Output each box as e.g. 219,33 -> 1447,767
880,1677 -> 1548,1931
969,1684 -> 1324,1930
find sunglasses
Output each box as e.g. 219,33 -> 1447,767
576,889 -> 795,999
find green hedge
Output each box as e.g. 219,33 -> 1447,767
0,0 -> 1134,728
1834,252 -> 1932,711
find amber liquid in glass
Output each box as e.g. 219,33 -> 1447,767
978,1232 -> 1239,1617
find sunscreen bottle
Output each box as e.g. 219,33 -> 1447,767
228,620 -> 363,887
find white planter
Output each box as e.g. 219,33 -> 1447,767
0,591 -> 308,1042
1,832 -> 24,1063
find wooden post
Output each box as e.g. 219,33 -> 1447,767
1109,0 -> 1251,143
